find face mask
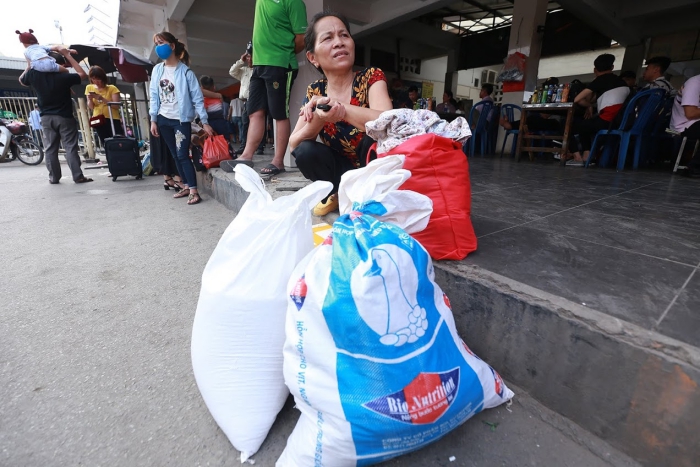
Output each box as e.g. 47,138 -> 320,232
155,43 -> 173,60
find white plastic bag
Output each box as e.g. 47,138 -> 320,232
278,156 -> 514,466
192,164 -> 332,463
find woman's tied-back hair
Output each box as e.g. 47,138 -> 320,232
153,31 -> 190,66
304,11 -> 352,75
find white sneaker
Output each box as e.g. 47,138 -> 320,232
566,159 -> 584,167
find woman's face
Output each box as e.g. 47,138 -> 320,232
308,16 -> 355,73
91,77 -> 105,87
154,36 -> 174,50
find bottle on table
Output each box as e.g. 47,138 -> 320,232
531,90 -> 539,104
540,86 -> 548,104
546,85 -> 554,103
555,84 -> 564,103
561,83 -> 570,103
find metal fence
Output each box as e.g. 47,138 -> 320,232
0,96 -> 44,148
0,94 -> 145,159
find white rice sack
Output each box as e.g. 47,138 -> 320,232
192,165 -> 332,462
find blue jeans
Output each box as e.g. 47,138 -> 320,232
231,116 -> 243,142
157,115 -> 196,190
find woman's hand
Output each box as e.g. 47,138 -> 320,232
301,96 -> 346,124
150,122 -> 159,137
316,99 -> 346,124
202,124 -> 215,137
300,95 -> 327,122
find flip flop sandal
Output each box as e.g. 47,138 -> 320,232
187,192 -> 202,205
173,189 -> 191,198
260,163 -> 285,177
220,159 -> 254,173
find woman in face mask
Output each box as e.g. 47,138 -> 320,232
149,31 -> 213,205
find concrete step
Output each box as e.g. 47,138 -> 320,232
250,384 -> 639,466
197,167 -> 700,467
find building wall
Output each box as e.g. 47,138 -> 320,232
455,47 -> 628,100
399,55 -> 448,99
354,44 -> 632,108
537,47 -> 627,82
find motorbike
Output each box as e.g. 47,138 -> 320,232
0,118 -> 44,165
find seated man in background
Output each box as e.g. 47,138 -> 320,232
564,53 -> 629,166
620,70 -> 637,91
401,85 -> 419,109
471,84 -> 495,128
480,83 -> 494,103
671,73 -> 700,176
642,56 -> 675,96
436,91 -> 456,113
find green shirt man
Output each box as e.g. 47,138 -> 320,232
252,0 -> 308,70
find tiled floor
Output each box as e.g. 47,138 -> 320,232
464,157 -> 700,348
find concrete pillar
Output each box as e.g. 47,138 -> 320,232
498,0 -> 548,154
133,82 -> 151,142
509,0 -> 548,93
444,49 -> 459,96
166,20 -> 188,48
284,0 -> 324,168
77,98 -> 96,161
621,41 -> 649,86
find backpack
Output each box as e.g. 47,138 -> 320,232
190,144 -> 206,172
568,79 -> 585,102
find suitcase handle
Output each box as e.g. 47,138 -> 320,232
106,101 -> 127,136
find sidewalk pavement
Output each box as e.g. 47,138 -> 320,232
1,160 -> 638,466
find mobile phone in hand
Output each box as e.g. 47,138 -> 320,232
316,103 -> 332,111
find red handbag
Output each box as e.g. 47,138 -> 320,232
202,134 -> 231,169
89,115 -> 106,127
372,133 -> 477,260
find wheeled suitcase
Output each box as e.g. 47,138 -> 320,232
103,102 -> 142,181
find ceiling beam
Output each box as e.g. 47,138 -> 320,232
619,0 -> 699,18
556,0 -> 642,45
461,0 -> 508,19
325,0 -> 372,25
128,0 -> 167,7
169,0 -> 196,22
352,0 -> 455,38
